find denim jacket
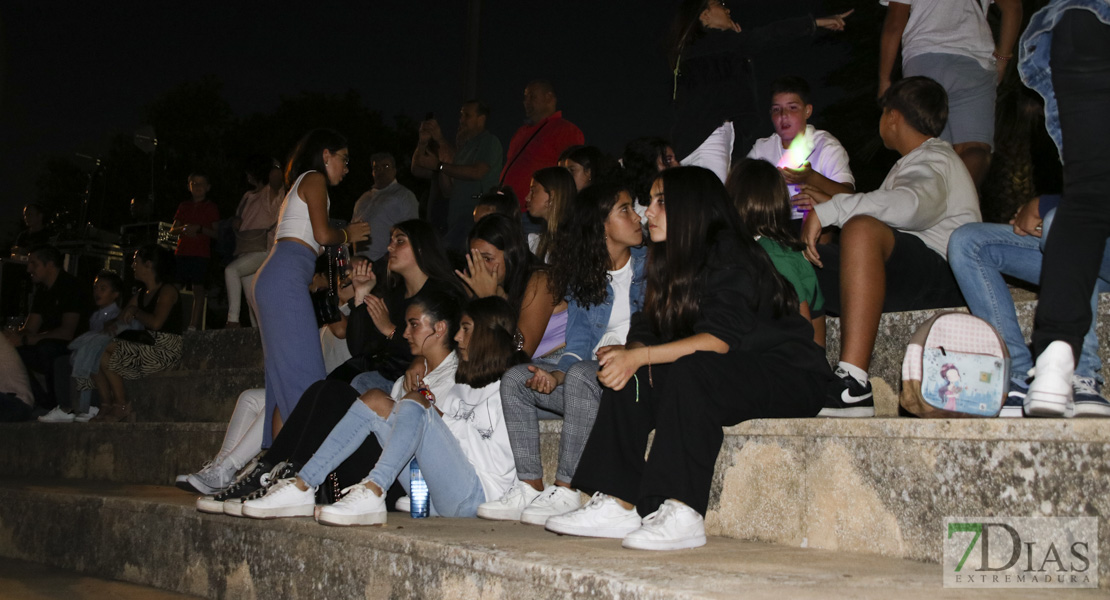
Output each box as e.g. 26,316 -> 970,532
1019,0 -> 1110,159
555,245 -> 647,373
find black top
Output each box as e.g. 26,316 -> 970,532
14,227 -> 54,249
671,16 -> 816,158
30,270 -> 87,336
344,277 -> 461,381
627,230 -> 831,378
137,283 -> 184,335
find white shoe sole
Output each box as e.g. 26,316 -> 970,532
223,499 -> 245,517
998,405 -> 1025,418
317,509 -> 387,526
1074,402 -> 1110,418
545,519 -> 640,539
520,506 -> 579,526
622,532 -> 707,551
817,406 -> 875,418
1024,393 -> 1069,417
185,474 -> 224,496
196,497 -> 224,514
242,502 -> 315,519
477,505 -> 526,521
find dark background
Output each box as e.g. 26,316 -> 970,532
0,0 -> 874,242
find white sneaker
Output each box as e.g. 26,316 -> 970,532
477,480 -> 542,521
38,407 -> 75,423
545,492 -> 641,538
395,496 -> 410,513
1025,341 -> 1075,417
185,461 -> 237,495
317,483 -> 387,526
520,485 -> 583,526
73,407 -> 100,422
241,478 -> 317,519
622,499 -> 706,550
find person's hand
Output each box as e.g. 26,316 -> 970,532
350,258 -> 376,305
816,9 -> 853,31
1010,197 -> 1043,238
878,78 -> 892,100
310,273 -> 328,292
232,217 -> 243,231
780,163 -> 815,186
403,358 -> 428,393
792,184 -> 833,212
415,151 -> 440,171
345,222 -> 371,244
120,305 -> 138,322
104,321 -> 118,336
456,249 -> 503,298
418,120 -> 435,142
524,365 -> 559,394
995,58 -> 1008,85
801,211 -> 824,268
596,345 -> 643,391
364,295 -> 395,337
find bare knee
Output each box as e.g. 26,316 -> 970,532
841,216 -> 896,256
360,389 -> 395,418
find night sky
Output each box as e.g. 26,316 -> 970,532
0,0 -> 852,239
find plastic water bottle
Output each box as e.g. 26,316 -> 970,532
409,458 -> 429,518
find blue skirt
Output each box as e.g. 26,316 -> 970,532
253,241 -> 326,447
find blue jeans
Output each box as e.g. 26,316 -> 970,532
948,210 -> 1110,384
298,398 -> 486,518
350,370 -> 395,395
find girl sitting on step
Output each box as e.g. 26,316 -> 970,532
241,295 -> 524,524
544,166 -> 832,550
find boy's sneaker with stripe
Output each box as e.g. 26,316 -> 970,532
818,367 -> 874,417
1072,375 -> 1110,418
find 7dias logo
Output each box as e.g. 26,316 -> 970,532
943,517 -> 1099,588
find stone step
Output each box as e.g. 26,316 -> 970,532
0,480 -> 1095,599
178,327 -> 263,371
124,367 -> 263,423
5,418 -> 1107,585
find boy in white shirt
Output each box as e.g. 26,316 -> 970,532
800,76 -> 981,417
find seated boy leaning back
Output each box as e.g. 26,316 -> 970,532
799,76 -> 981,417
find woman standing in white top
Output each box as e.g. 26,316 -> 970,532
252,129 -> 370,449
226,156 -> 284,328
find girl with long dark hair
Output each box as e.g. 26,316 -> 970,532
252,129 -> 370,448
545,166 -> 832,550
479,182 -> 646,526
241,295 -> 526,524
668,0 -> 851,181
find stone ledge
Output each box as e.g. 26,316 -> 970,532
0,481 -> 1093,599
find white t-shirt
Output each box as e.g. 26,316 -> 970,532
435,380 -> 517,502
748,125 -> 854,219
882,0 -> 995,70
592,256 -> 635,356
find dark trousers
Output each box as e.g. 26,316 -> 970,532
17,340 -> 70,409
0,393 -> 32,422
1033,11 -> 1110,360
266,379 -> 403,504
572,350 -> 825,517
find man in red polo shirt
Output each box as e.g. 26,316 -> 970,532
500,80 -> 584,209
170,172 -> 219,330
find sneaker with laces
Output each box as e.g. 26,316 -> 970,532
183,460 -> 237,495
622,499 -> 706,551
999,380 -> 1028,418
520,485 -> 584,526
196,457 -> 271,514
37,407 -> 76,423
545,492 -> 641,538
220,461 -> 298,516
477,480 -> 542,521
817,367 -> 875,417
1025,341 -> 1074,417
73,407 -> 100,422
395,496 -> 410,513
317,483 -> 387,526
1073,375 -> 1110,418
241,478 -> 317,519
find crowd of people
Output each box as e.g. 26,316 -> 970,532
4,0 -> 1108,552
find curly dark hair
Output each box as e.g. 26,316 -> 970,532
549,182 -> 632,307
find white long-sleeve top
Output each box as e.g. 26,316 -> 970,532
812,137 -> 980,259
389,351 -> 459,405
434,381 -> 517,502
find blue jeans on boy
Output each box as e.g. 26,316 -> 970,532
298,398 -> 486,518
948,208 -> 1110,386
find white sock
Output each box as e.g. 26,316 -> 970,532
838,361 -> 869,386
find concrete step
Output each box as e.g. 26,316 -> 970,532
178,327 -> 264,371
5,418 -> 1108,585
123,367 -> 263,423
0,480 -> 1095,599
0,556 -> 202,599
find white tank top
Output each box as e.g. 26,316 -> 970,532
275,171 -> 331,254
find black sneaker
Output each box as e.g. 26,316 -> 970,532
196,456 -> 273,514
221,460 -> 300,517
818,367 -> 875,417
999,380 -> 1028,418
